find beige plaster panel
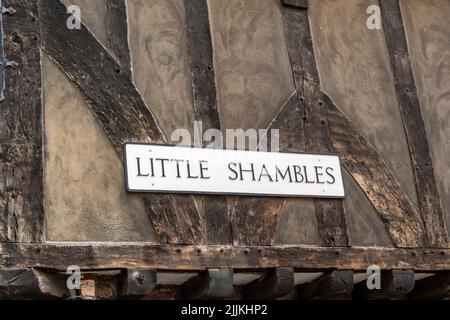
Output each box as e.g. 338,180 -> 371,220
127,0 -> 196,139
342,170 -> 392,246
208,0 -> 295,131
62,0 -> 107,45
401,0 -> 450,235
309,0 -> 418,210
43,55 -> 157,242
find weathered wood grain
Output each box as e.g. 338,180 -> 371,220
0,268 -> 69,299
184,0 -> 232,245
0,0 -> 44,243
38,0 -> 202,244
380,0 -> 448,247
242,267 -> 294,300
297,270 -> 353,300
282,0 -> 308,9
353,270 -> 415,300
180,268 -> 233,299
325,93 -> 427,248
1,243 -> 449,272
118,269 -> 157,298
281,4 -> 348,246
105,0 -> 131,74
230,94 -> 300,246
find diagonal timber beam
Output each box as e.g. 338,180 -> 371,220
297,270 -> 353,300
242,267 -> 295,300
180,268 -> 234,300
38,0 -> 202,244
409,272 -> 450,300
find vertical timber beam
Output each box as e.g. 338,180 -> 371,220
105,0 -> 131,75
0,0 -> 44,243
184,0 -> 232,245
380,0 -> 448,247
281,0 -> 348,246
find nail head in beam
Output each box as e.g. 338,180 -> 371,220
242,268 -> 295,300
353,270 -> 415,300
282,0 -> 308,9
409,272 -> 450,300
181,269 -> 234,300
297,270 -> 354,300
118,269 -> 157,298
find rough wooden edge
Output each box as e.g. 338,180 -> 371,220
0,0 -> 44,243
242,267 -> 294,299
117,269 -> 157,298
184,0 -> 232,245
1,243 -> 449,272
379,0 -> 449,248
353,270 -> 415,300
230,94 -> 299,246
105,0 -> 132,75
297,270 -> 354,300
409,271 -> 450,300
180,268 -> 234,299
281,3 -> 348,246
0,268 -> 69,299
38,0 -> 203,244
325,93 -> 427,248
282,0 -> 308,9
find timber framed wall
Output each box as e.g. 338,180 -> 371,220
0,0 -> 449,299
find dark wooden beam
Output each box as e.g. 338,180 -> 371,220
282,0 -> 308,9
180,269 -> 233,300
118,269 -> 157,298
353,270 -> 415,300
230,93 -> 300,246
105,0 -> 131,75
380,0 -> 448,248
242,268 -> 294,300
0,0 -> 44,243
1,243 -> 449,272
409,272 -> 450,300
0,268 -> 69,299
297,270 -> 353,300
281,3 -> 348,246
184,0 -> 232,245
38,0 -> 203,244
325,93 -> 428,248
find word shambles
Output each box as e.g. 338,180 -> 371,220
125,143 -> 345,198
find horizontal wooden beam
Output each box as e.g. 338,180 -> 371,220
409,272 -> 450,300
353,270 -> 415,300
242,268 -> 294,300
297,270 -> 353,300
1,244 -> 448,272
180,269 -> 233,300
